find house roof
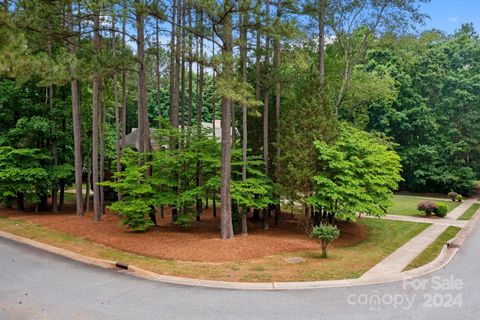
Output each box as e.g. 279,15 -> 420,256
125,121 -> 224,151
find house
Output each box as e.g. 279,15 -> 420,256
124,120 -> 225,151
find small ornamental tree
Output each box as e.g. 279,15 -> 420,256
309,224 -> 340,258
308,123 -> 402,222
101,150 -> 155,232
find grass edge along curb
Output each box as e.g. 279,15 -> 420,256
1,209 -> 478,291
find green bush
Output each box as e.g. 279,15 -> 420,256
309,224 -> 340,258
175,213 -> 193,229
455,194 -> 463,202
109,199 -> 155,232
434,203 -> 448,218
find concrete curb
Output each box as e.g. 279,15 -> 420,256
1,209 -> 479,291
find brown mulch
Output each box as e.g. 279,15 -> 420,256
0,204 -> 368,263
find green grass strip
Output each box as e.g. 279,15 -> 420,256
404,226 -> 461,271
458,203 -> 480,220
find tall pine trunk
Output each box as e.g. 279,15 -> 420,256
49,72 -> 58,213
274,0 -> 282,226
187,0 -> 193,126
155,16 -> 161,121
68,2 -> 83,216
240,10 -> 248,235
136,0 -> 150,154
262,0 -> 271,230
99,95 -> 105,214
169,0 -> 177,128
220,2 -> 234,240
92,7 -> 102,222
112,6 -> 122,184
121,0 -> 127,154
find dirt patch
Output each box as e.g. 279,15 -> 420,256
0,205 -> 367,263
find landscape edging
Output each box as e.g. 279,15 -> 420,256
1,209 -> 478,291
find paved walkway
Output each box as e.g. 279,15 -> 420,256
446,197 -> 479,219
361,195 -> 480,279
364,214 -> 467,227
361,224 -> 449,279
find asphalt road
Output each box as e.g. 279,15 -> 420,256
1,222 -> 480,320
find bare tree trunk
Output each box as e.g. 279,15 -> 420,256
136,0 -> 151,154
255,0 -> 261,100
187,0 -> 193,127
92,7 -> 102,222
155,16 -> 161,121
68,2 -> 83,216
121,0 -> 127,154
48,62 -> 58,213
173,0 -> 181,130
112,6 -> 121,185
240,10 -> 248,236
196,14 -> 204,127
211,24 -> 217,220
274,0 -> 282,226
83,157 -> 91,215
169,0 -> 177,128
99,95 -> 106,214
220,4 -> 234,240
263,0 -> 271,230
195,10 -> 204,221
59,179 -> 65,210
180,1 -> 186,129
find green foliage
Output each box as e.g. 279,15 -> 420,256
174,213 -> 193,229
0,147 -> 51,205
308,123 -> 402,221
309,224 -> 340,258
101,150 -> 155,232
455,194 -> 463,202
434,203 -> 448,218
363,27 -> 480,195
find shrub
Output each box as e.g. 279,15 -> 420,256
434,203 -> 448,218
455,194 -> 463,202
309,224 -> 340,258
448,191 -> 458,201
417,200 -> 438,216
175,213 -> 193,229
109,199 -> 155,232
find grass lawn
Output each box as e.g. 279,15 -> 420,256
0,216 -> 429,282
388,195 -> 460,217
458,203 -> 480,220
404,226 -> 461,271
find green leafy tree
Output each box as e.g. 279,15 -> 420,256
308,123 -> 402,221
0,147 -> 51,210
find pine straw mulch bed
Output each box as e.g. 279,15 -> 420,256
0,204 -> 367,263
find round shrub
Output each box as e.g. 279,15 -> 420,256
417,200 -> 438,216
434,203 -> 448,218
448,191 -> 458,201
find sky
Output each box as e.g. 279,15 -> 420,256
419,0 -> 480,34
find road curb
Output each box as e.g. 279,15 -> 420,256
1,210 -> 478,291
